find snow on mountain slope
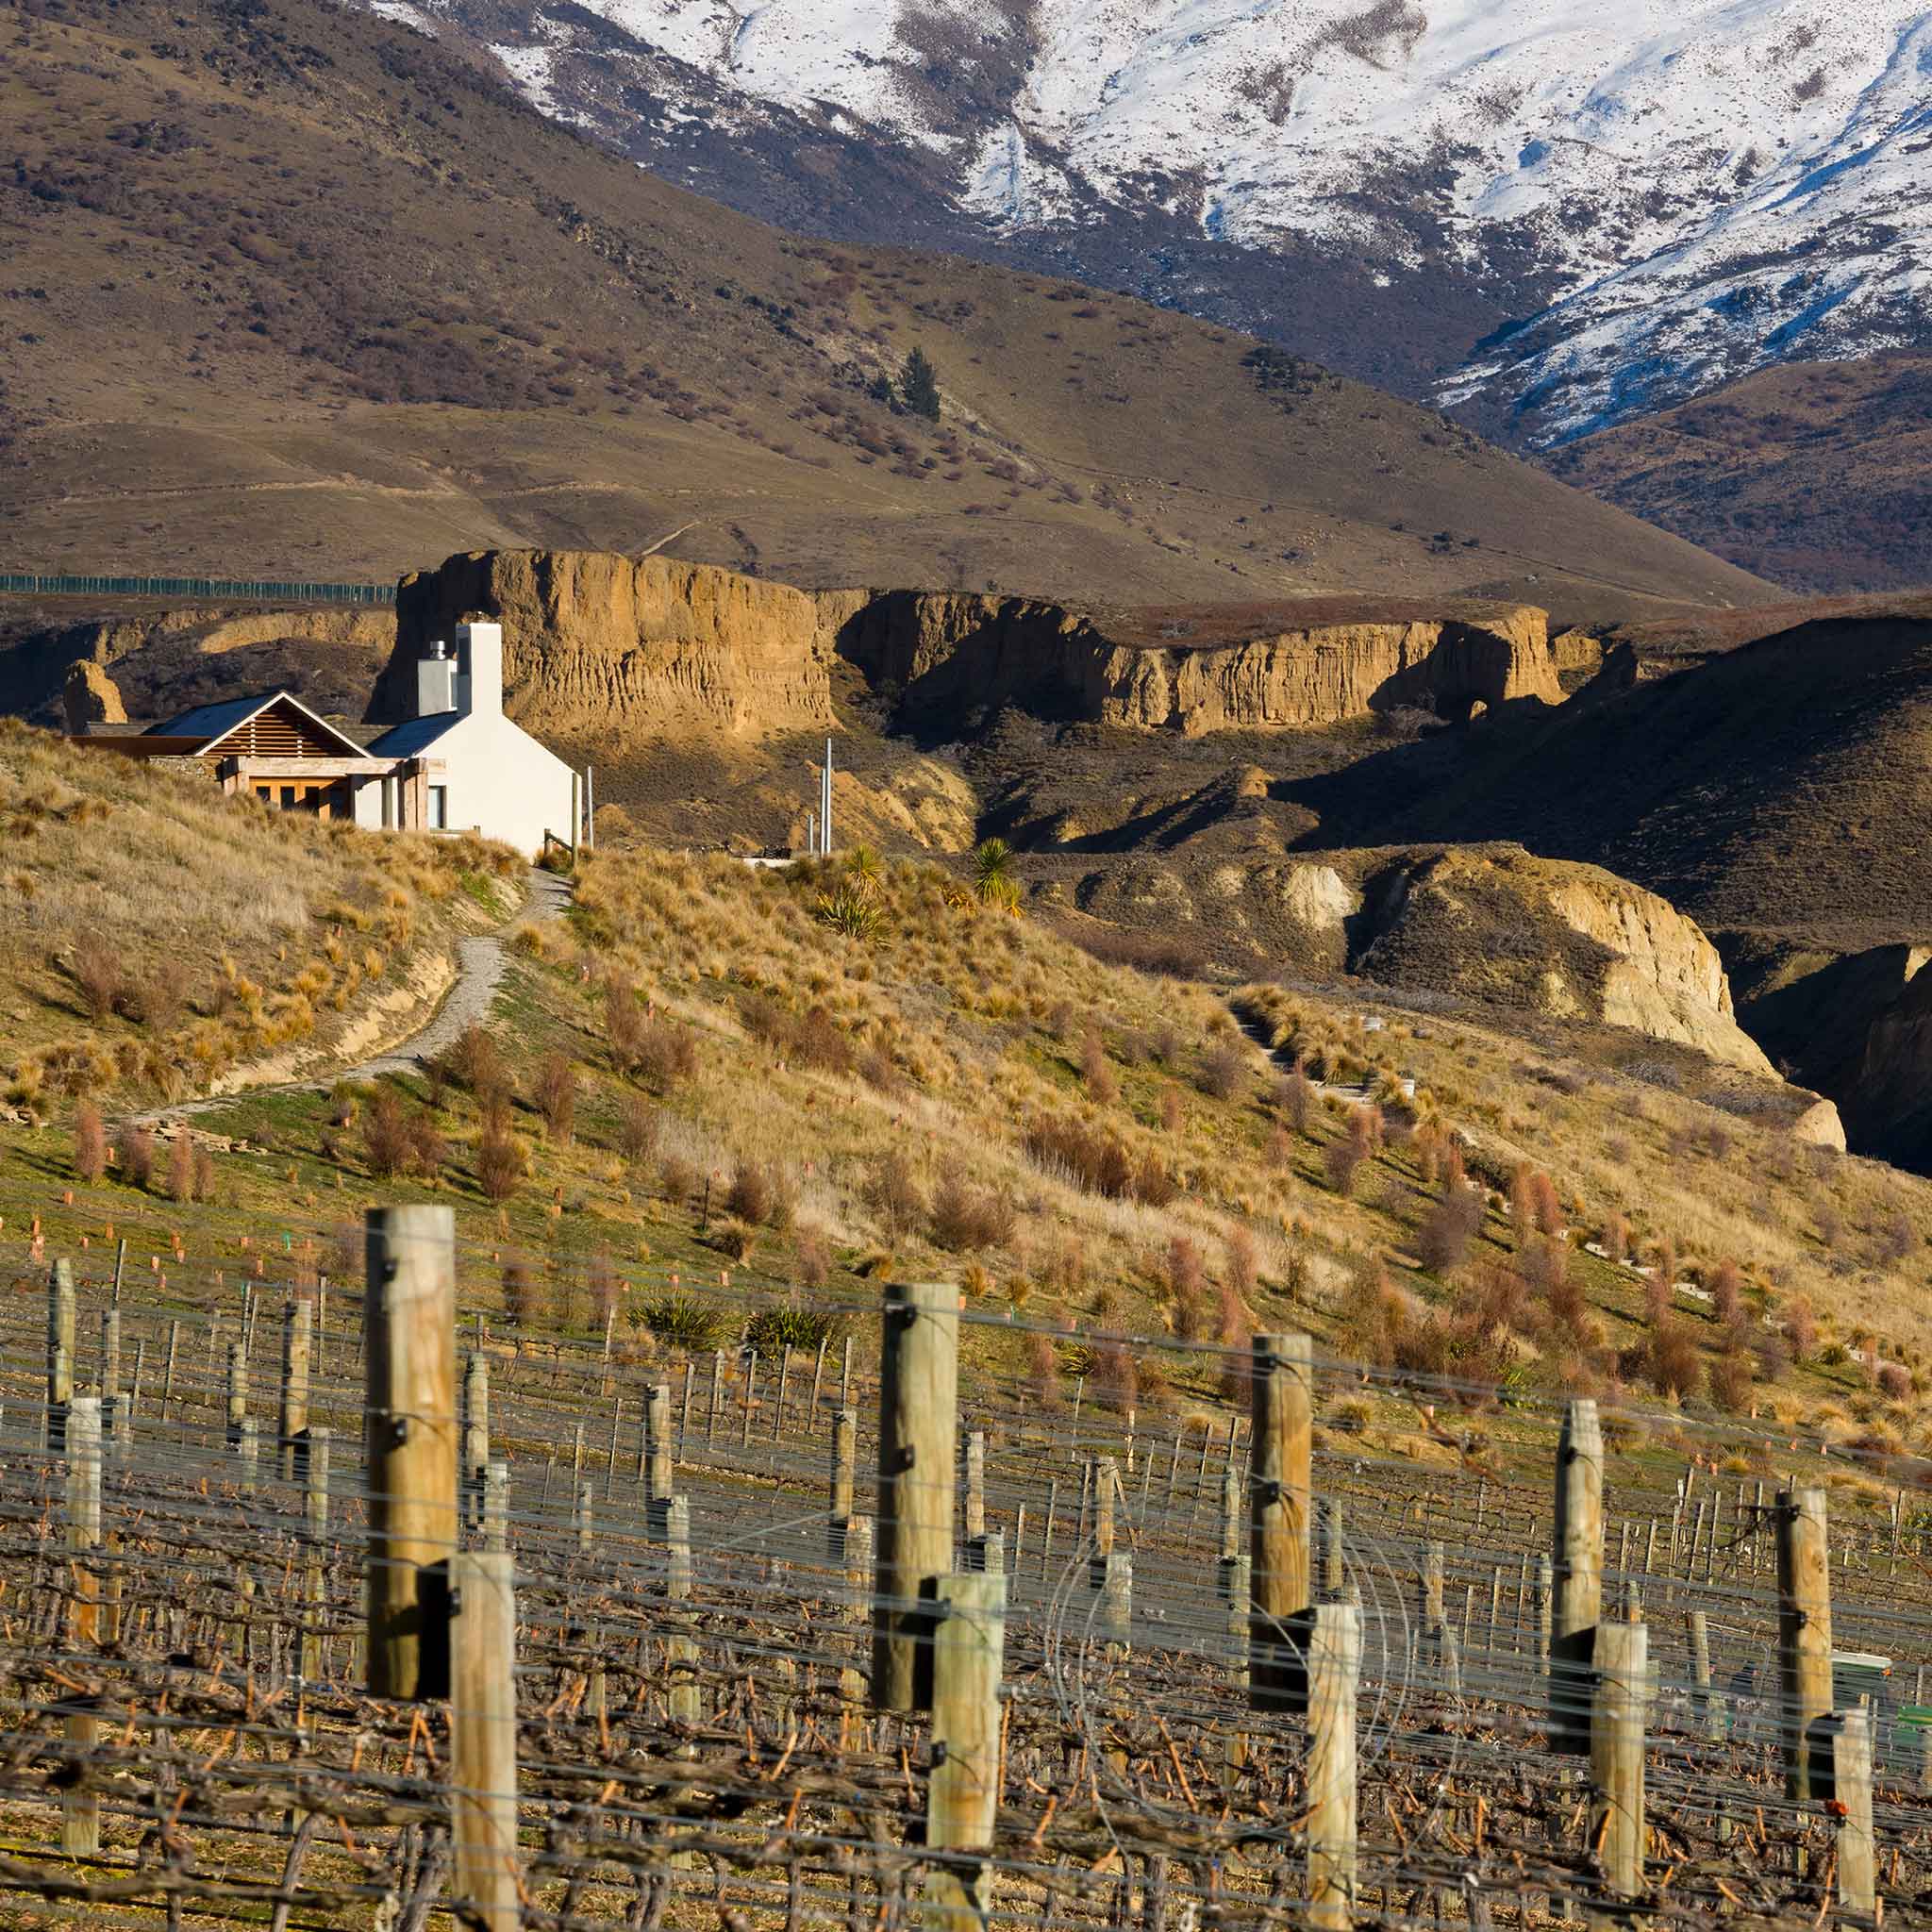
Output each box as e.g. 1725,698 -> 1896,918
381,0 -> 1932,441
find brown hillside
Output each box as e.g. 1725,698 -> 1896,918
1548,352 -> 1932,594
0,0 -> 1768,619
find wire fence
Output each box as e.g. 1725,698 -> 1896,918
0,1209 -> 1927,1928
0,573 -> 394,605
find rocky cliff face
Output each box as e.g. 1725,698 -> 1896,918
369,550 -> 1563,741
828,591 -> 1559,732
1349,845 -> 1776,1076
378,550 -> 837,738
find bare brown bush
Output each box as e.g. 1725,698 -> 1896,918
534,1052 -> 576,1142
114,1122 -> 153,1191
931,1170 -> 1016,1252
72,1104 -> 106,1184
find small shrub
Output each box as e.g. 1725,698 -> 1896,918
590,1250 -> 623,1330
193,1146 -> 214,1201
616,1094 -> 659,1164
1707,1349 -> 1754,1412
1026,1329 -> 1062,1406
931,1169 -> 1016,1252
1080,1028 -> 1119,1106
713,1215 -> 758,1264
745,1304 -> 842,1356
726,1160 -> 792,1228
476,1121 -> 526,1202
866,1152 -> 928,1239
1645,1315 -> 1703,1401
1416,1182 -> 1484,1274
1168,1235 -> 1207,1340
1198,1041 -> 1246,1102
535,1052 -> 576,1142
444,1024 -> 511,1109
636,1019 -> 699,1092
502,1258 -> 541,1327
1091,1340 -> 1138,1411
1225,1226 -> 1259,1305
659,1154 -> 698,1209
72,1104 -> 106,1184
1877,1361 -> 1913,1403
639,1292 -> 725,1351
167,1132 -> 195,1205
1279,1062 -> 1314,1135
1709,1257 -> 1743,1329
794,1224 -> 833,1291
72,942 -> 127,1024
1323,1137 -> 1363,1198
1784,1294 -> 1817,1364
364,1090 -> 416,1179
1602,1212 -> 1629,1265
114,1123 -> 153,1191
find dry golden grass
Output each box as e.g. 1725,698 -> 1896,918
0,723 -> 518,1108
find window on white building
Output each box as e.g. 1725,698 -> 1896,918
428,785 -> 448,829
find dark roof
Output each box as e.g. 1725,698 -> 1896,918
148,693 -> 283,742
365,713 -> 461,757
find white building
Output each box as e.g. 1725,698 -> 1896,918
364,621 -> 578,858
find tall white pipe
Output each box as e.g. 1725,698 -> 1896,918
823,737 -> 833,856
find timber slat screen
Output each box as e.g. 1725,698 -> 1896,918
0,1207 -> 1924,1927
0,572 -> 393,604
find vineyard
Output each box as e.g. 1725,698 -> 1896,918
0,1204 -> 1925,1930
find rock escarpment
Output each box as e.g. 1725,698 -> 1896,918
377,550 -> 836,738
370,549 -> 1563,741
1346,845 -> 1777,1076
828,591 -> 1559,731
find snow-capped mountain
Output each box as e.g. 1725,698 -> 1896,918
367,0 -> 1932,443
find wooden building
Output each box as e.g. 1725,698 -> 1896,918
74,691 -> 441,827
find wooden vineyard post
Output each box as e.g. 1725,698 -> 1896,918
1250,1330 -> 1312,1710
62,1394 -> 103,1857
1307,1602 -> 1360,1931
483,1461 -> 509,1553
963,1428 -> 986,1543
1588,1620 -> 1647,1927
237,1417 -> 259,1492
971,1528 -> 1005,1575
708,1348 -> 724,1455
1821,1708 -> 1876,1917
364,1205 -> 458,1701
874,1283 -> 958,1712
1099,1551 -> 1131,1656
1091,1454 -> 1118,1584
161,1318 -> 179,1423
924,1571 -> 1007,1931
1221,1462 -> 1241,1562
841,1512 -> 874,1707
450,1549 -> 520,1932
279,1297 -> 312,1482
302,1426 -> 331,1682
1551,1397 -> 1604,1754
1222,1552 -> 1252,1686
225,1340 -> 248,1448
100,1308 -> 120,1443
576,1481 -> 594,1553
1535,1553 -> 1553,1665
830,1406 -> 858,1555
1776,1486 -> 1834,1800
1321,1500 -> 1344,1601
666,1495 -> 701,1726
462,1352 -> 491,1530
646,1382 -> 674,1534
46,1258 -> 75,1454
1688,1610 -> 1721,1742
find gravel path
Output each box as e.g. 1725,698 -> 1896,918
343,866 -> 570,1082
137,868 -> 570,1124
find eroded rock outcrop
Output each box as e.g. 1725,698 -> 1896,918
372,550 -> 1563,741
827,590 -> 1559,732
63,660 -> 125,731
377,551 -> 835,738
1348,845 -> 1775,1075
